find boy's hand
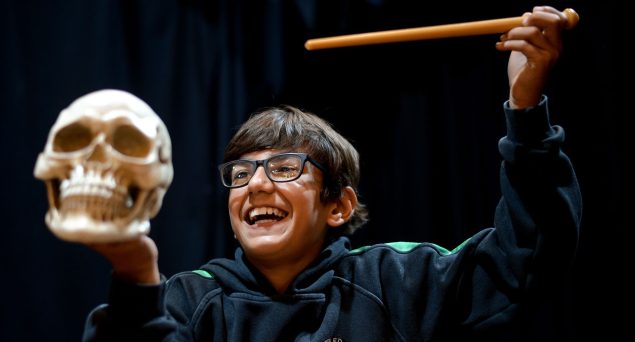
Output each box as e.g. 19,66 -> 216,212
496,6 -> 569,109
86,235 -> 161,285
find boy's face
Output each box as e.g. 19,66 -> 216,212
227,149 -> 334,266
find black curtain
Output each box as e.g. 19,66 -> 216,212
1,0 -> 624,340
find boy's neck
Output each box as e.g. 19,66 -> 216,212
247,249 -> 322,294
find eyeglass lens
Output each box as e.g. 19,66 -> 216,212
223,154 -> 305,187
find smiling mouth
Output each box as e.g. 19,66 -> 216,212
246,206 -> 288,225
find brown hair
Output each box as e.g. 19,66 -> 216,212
223,105 -> 368,234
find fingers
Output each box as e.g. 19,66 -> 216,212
496,7 -> 566,66
86,236 -> 161,284
86,235 -> 158,265
499,27 -> 550,54
530,5 -> 569,27
523,6 -> 566,48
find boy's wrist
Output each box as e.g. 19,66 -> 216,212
113,262 -> 161,285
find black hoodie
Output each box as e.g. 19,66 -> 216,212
84,97 -> 581,341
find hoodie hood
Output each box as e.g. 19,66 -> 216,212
201,237 -> 351,296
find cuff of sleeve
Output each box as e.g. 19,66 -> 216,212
108,273 -> 167,326
503,95 -> 556,143
499,95 -> 565,162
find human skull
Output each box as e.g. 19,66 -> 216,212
34,89 -> 173,243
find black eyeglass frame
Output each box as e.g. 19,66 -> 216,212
218,152 -> 328,189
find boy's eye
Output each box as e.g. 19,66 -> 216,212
270,165 -> 300,178
232,165 -> 251,184
233,171 -> 249,179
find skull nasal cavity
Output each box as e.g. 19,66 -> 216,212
88,144 -> 107,162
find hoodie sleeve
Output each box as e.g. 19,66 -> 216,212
82,274 -> 202,341
456,95 -> 582,329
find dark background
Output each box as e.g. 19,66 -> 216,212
1,0 -> 625,340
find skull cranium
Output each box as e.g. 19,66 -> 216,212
34,89 -> 173,243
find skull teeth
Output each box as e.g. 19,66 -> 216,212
60,195 -> 131,221
60,181 -> 127,201
60,168 -> 127,200
58,166 -> 133,221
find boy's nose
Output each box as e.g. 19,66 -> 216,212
247,166 -> 274,192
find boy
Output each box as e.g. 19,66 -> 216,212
84,6 -> 581,341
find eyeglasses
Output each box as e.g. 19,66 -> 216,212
218,152 -> 327,188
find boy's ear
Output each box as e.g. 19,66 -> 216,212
327,186 -> 357,227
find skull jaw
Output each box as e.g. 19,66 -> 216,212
40,177 -> 160,243
45,209 -> 150,243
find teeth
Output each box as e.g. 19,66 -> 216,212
71,165 -> 84,179
125,196 -> 133,208
61,166 -> 128,198
248,206 -> 287,222
58,165 -> 132,221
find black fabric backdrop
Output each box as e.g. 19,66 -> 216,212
0,0 -> 625,341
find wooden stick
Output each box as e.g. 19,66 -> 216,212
305,8 -> 578,50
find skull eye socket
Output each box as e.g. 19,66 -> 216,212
111,124 -> 153,158
53,123 -> 94,152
